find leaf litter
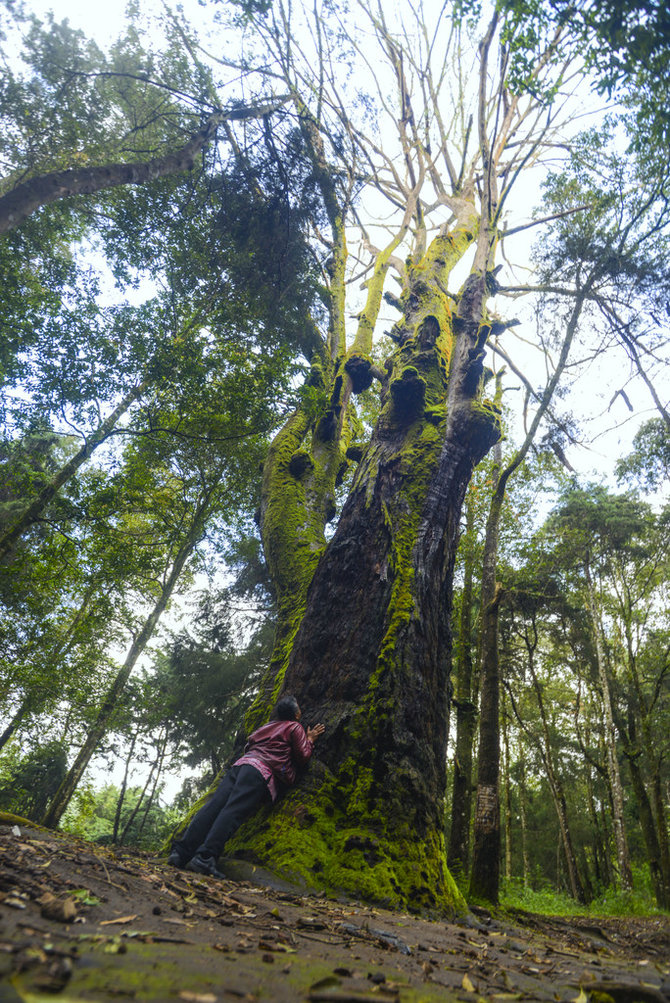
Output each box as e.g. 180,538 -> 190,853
1,819 -> 669,1002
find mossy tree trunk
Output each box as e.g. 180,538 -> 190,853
233,218 -> 502,911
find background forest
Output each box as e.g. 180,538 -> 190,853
0,0 -> 668,914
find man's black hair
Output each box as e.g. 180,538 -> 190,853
275,694 -> 300,721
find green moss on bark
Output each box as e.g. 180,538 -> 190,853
226,764 -> 466,915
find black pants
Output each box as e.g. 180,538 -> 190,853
173,764 -> 270,862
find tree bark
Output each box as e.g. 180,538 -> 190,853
0,101 -> 289,234
518,752 -> 530,888
0,698 -> 28,752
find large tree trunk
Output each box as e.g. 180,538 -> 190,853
229,243 -> 501,911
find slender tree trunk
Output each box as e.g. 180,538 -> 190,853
586,762 -> 605,888
112,733 -> 137,844
470,442 -> 503,904
42,513 -> 206,828
470,288 -> 588,904
518,752 -> 530,888
0,383 -> 145,561
120,750 -> 158,845
584,555 -> 633,891
651,772 -> 670,908
579,848 -> 594,902
508,638 -> 587,903
528,668 -> 586,903
624,748 -> 667,906
502,698 -> 513,884
447,492 -> 478,880
136,730 -> 169,842
614,702 -> 670,909
614,564 -> 670,906
0,697 -> 31,751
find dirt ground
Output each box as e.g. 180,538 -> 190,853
1,819 -> 669,1003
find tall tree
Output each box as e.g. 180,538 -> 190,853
201,0 -> 599,912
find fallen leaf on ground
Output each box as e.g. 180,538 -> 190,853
99,914 -> 138,925
462,972 -> 476,992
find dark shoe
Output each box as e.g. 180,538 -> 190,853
185,853 -> 225,879
167,850 -> 185,868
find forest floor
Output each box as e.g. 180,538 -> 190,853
1,818 -> 669,1003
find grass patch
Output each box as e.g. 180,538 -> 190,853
500,868 -> 669,918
